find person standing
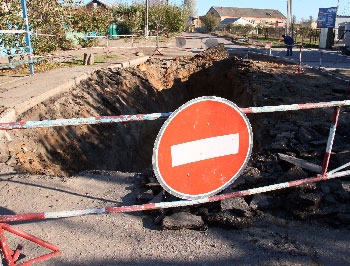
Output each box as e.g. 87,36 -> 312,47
282,34 -> 294,56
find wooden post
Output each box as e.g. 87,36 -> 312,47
83,53 -> 88,65
87,53 -> 94,65
83,53 -> 94,65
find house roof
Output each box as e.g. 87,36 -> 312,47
221,18 -> 240,24
220,17 -> 254,26
85,0 -> 113,8
211,6 -> 286,19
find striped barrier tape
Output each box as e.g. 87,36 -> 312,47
0,170 -> 349,223
0,30 -> 30,34
0,101 -> 349,223
246,49 -> 350,83
2,101 -> 349,131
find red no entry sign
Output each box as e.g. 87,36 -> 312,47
152,96 -> 253,200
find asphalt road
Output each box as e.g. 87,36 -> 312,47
170,32 -> 349,79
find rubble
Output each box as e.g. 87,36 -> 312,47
162,212 -> 205,230
206,211 -> 252,230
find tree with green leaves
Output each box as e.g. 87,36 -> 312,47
69,6 -> 113,47
112,3 -> 144,34
0,1 -> 25,60
1,0 -> 83,54
202,13 -> 220,32
148,3 -> 187,37
29,0 -> 89,52
1,1 -> 187,56
227,24 -> 254,37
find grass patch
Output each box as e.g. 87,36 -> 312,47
93,54 -> 119,64
0,59 -> 83,75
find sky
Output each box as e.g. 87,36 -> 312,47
88,0 -> 349,21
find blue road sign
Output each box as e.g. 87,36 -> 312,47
317,7 -> 337,28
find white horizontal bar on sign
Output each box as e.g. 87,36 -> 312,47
171,134 -> 239,167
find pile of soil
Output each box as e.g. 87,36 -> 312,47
3,44 -> 350,228
5,44 -> 251,176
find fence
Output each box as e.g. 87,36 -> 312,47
0,100 -> 350,219
3,31 -> 348,76
242,40 -> 350,84
0,1 -> 34,74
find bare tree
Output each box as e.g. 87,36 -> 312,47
183,0 -> 197,17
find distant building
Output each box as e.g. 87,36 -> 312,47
220,17 -> 255,27
335,16 -> 350,39
299,20 -> 317,29
187,17 -> 201,32
85,0 -> 113,9
207,6 -> 286,28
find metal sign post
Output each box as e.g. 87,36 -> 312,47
21,0 -> 34,74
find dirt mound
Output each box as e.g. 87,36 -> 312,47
5,44 -> 350,179
6,44 -> 253,176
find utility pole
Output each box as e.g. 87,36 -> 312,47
286,0 -> 293,38
145,0 -> 149,39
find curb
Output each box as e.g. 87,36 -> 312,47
0,56 -> 150,126
0,55 -> 150,158
117,56 -> 150,68
15,70 -> 93,116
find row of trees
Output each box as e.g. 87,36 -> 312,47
0,0 -> 189,55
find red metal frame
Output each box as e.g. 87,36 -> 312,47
0,223 -> 60,266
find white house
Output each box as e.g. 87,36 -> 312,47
85,0 -> 113,9
207,6 -> 286,28
220,17 -> 255,27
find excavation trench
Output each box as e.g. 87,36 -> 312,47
9,45 -> 254,176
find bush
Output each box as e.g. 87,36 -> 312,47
78,37 -> 99,48
202,13 -> 220,32
2,2 -> 188,56
31,36 -> 59,54
58,36 -> 76,51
